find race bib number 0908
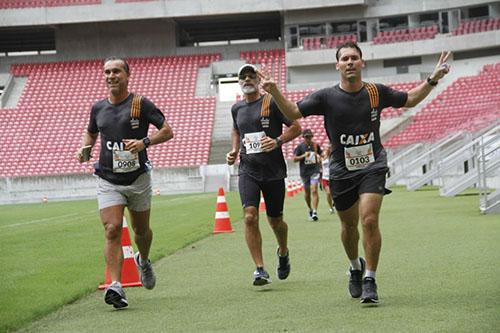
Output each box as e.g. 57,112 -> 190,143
113,150 -> 140,173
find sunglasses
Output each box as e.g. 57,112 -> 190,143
239,73 -> 257,80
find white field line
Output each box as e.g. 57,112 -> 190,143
0,212 -> 95,229
1,193 -> 214,229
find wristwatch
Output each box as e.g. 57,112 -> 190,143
275,137 -> 283,147
426,77 -> 438,86
142,137 -> 151,148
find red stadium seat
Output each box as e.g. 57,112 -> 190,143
1,54 -> 221,177
384,63 -> 500,148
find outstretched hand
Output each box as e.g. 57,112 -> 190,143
430,51 -> 452,81
257,69 -> 277,94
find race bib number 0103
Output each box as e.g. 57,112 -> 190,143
344,143 -> 375,171
244,131 -> 265,154
113,150 -> 140,173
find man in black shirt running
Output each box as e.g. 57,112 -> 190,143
227,64 -> 301,286
294,129 -> 322,221
77,57 -> 173,309
258,42 -> 451,303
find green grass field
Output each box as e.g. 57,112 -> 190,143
1,187 -> 499,332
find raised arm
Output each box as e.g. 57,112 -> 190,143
258,70 -> 303,120
405,51 -> 452,108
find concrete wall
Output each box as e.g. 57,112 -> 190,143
0,40 -> 283,73
283,0 -> 493,25
3,0 -> 493,28
0,0 -> 364,27
0,163 -> 300,205
56,19 -> 177,60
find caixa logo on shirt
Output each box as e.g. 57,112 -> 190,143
106,141 -> 126,151
260,117 -> 270,128
340,132 -> 375,145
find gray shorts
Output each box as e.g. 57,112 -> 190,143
301,172 -> 321,189
96,172 -> 152,211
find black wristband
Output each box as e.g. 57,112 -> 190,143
142,137 -> 151,148
427,77 -> 438,86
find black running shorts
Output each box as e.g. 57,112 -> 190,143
330,170 -> 391,211
238,174 -> 286,217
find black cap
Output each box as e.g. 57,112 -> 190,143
302,129 -> 313,137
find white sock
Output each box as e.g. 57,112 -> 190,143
365,270 -> 376,279
350,258 -> 362,270
111,281 -> 122,287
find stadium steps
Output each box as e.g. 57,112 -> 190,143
481,189 -> 500,214
195,67 -> 213,97
387,132 -> 463,187
440,125 -> 500,197
406,133 -> 470,191
208,100 -> 233,164
2,76 -> 26,108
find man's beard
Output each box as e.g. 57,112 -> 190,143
241,85 -> 257,94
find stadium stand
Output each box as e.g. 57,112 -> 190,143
384,63 -> 500,148
373,25 -> 438,44
240,49 -> 286,89
324,34 -> 357,49
302,34 -> 357,50
451,17 -> 500,35
0,0 -> 100,9
0,54 -> 220,177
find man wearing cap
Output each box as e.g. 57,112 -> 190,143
293,129 -> 322,221
226,64 -> 301,286
257,41 -> 452,304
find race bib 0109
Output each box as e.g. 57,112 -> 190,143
113,150 -> 140,173
243,131 -> 265,154
344,143 -> 375,171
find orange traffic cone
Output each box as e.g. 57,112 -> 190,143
287,181 -> 294,198
292,180 -> 299,195
98,217 -> 142,289
259,193 -> 266,212
213,187 -> 234,233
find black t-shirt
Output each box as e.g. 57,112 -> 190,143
87,93 -> 165,185
294,141 -> 323,178
232,95 -> 293,181
298,83 -> 407,179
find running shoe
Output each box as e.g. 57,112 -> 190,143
276,248 -> 291,280
348,257 -> 366,298
311,210 -> 319,221
253,267 -> 271,286
308,209 -> 313,221
104,281 -> 128,309
134,252 -> 156,290
329,208 -> 335,214
361,277 -> 379,304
